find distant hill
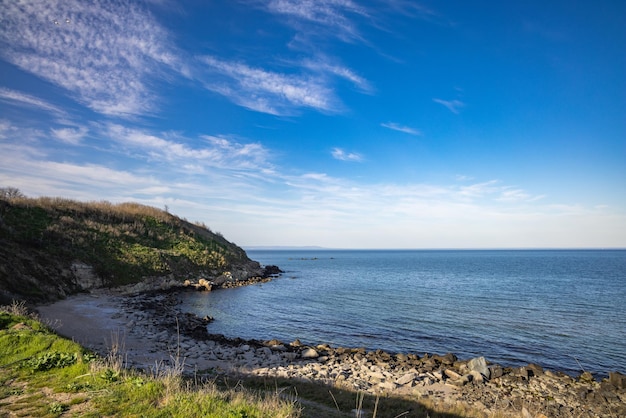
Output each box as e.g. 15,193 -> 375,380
0,190 -> 263,304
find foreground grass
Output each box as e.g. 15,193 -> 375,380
0,303 -> 298,418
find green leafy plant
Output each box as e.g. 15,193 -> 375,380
48,401 -> 68,415
24,352 -> 78,372
100,368 -> 120,383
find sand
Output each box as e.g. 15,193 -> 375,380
36,292 -> 174,368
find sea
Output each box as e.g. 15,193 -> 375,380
178,249 -> 626,376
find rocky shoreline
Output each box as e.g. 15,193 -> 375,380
35,269 -> 626,418
94,285 -> 623,418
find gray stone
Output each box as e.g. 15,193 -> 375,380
609,371 -> 626,389
488,364 -> 503,379
444,369 -> 462,380
469,370 -> 484,384
301,348 -> 319,359
257,346 -> 272,357
467,356 -> 490,379
396,372 -> 417,386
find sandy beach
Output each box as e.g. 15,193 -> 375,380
36,291 -> 186,370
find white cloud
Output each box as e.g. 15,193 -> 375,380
381,122 -> 421,136
51,126 -> 88,145
0,0 -> 180,117
105,124 -> 271,172
301,58 -> 373,93
497,188 -> 545,202
0,87 -> 66,116
264,0 -> 368,41
331,147 -> 363,162
433,98 -> 465,114
199,56 -> 338,115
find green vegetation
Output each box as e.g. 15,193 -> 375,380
0,302 -> 298,417
0,190 -> 255,303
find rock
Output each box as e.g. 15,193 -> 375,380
609,371 -> 626,389
395,353 -> 408,362
578,371 -> 595,383
488,364 -> 503,379
513,366 -> 529,380
257,347 -> 272,357
467,356 -> 490,379
444,369 -> 462,380
378,381 -> 397,391
468,370 -> 484,384
396,372 -> 416,386
282,352 -> 298,361
301,348 -> 319,359
262,265 -> 283,276
526,363 -> 544,377
369,371 -> 386,381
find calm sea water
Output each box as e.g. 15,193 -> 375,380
179,250 -> 626,376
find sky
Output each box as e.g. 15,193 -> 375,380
0,0 -> 624,249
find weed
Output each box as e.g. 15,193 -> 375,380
100,368 -> 120,383
24,352 -> 78,372
48,401 -> 68,414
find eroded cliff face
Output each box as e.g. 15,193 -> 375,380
0,196 -> 263,304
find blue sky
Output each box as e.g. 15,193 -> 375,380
1,0 -> 624,248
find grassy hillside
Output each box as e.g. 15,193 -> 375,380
0,191 -> 261,303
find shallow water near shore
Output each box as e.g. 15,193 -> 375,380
179,249 -> 626,376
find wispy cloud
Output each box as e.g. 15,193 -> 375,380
51,126 -> 89,145
301,58 -> 373,93
331,147 -> 363,162
263,0 -> 368,42
198,56 -> 338,115
0,87 -> 65,116
497,188 -> 545,202
433,98 -> 465,114
105,124 -> 271,172
0,0 -> 180,117
381,122 -> 421,136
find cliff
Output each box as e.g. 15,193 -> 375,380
0,194 -> 263,304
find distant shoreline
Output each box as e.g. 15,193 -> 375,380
245,247 -> 626,251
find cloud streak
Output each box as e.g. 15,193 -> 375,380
331,147 -> 363,162
0,87 -> 66,116
381,122 -> 421,136
105,124 -> 271,172
0,0 -> 180,117
199,56 -> 339,115
433,98 -> 465,114
264,0 -> 368,42
51,126 -> 89,145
